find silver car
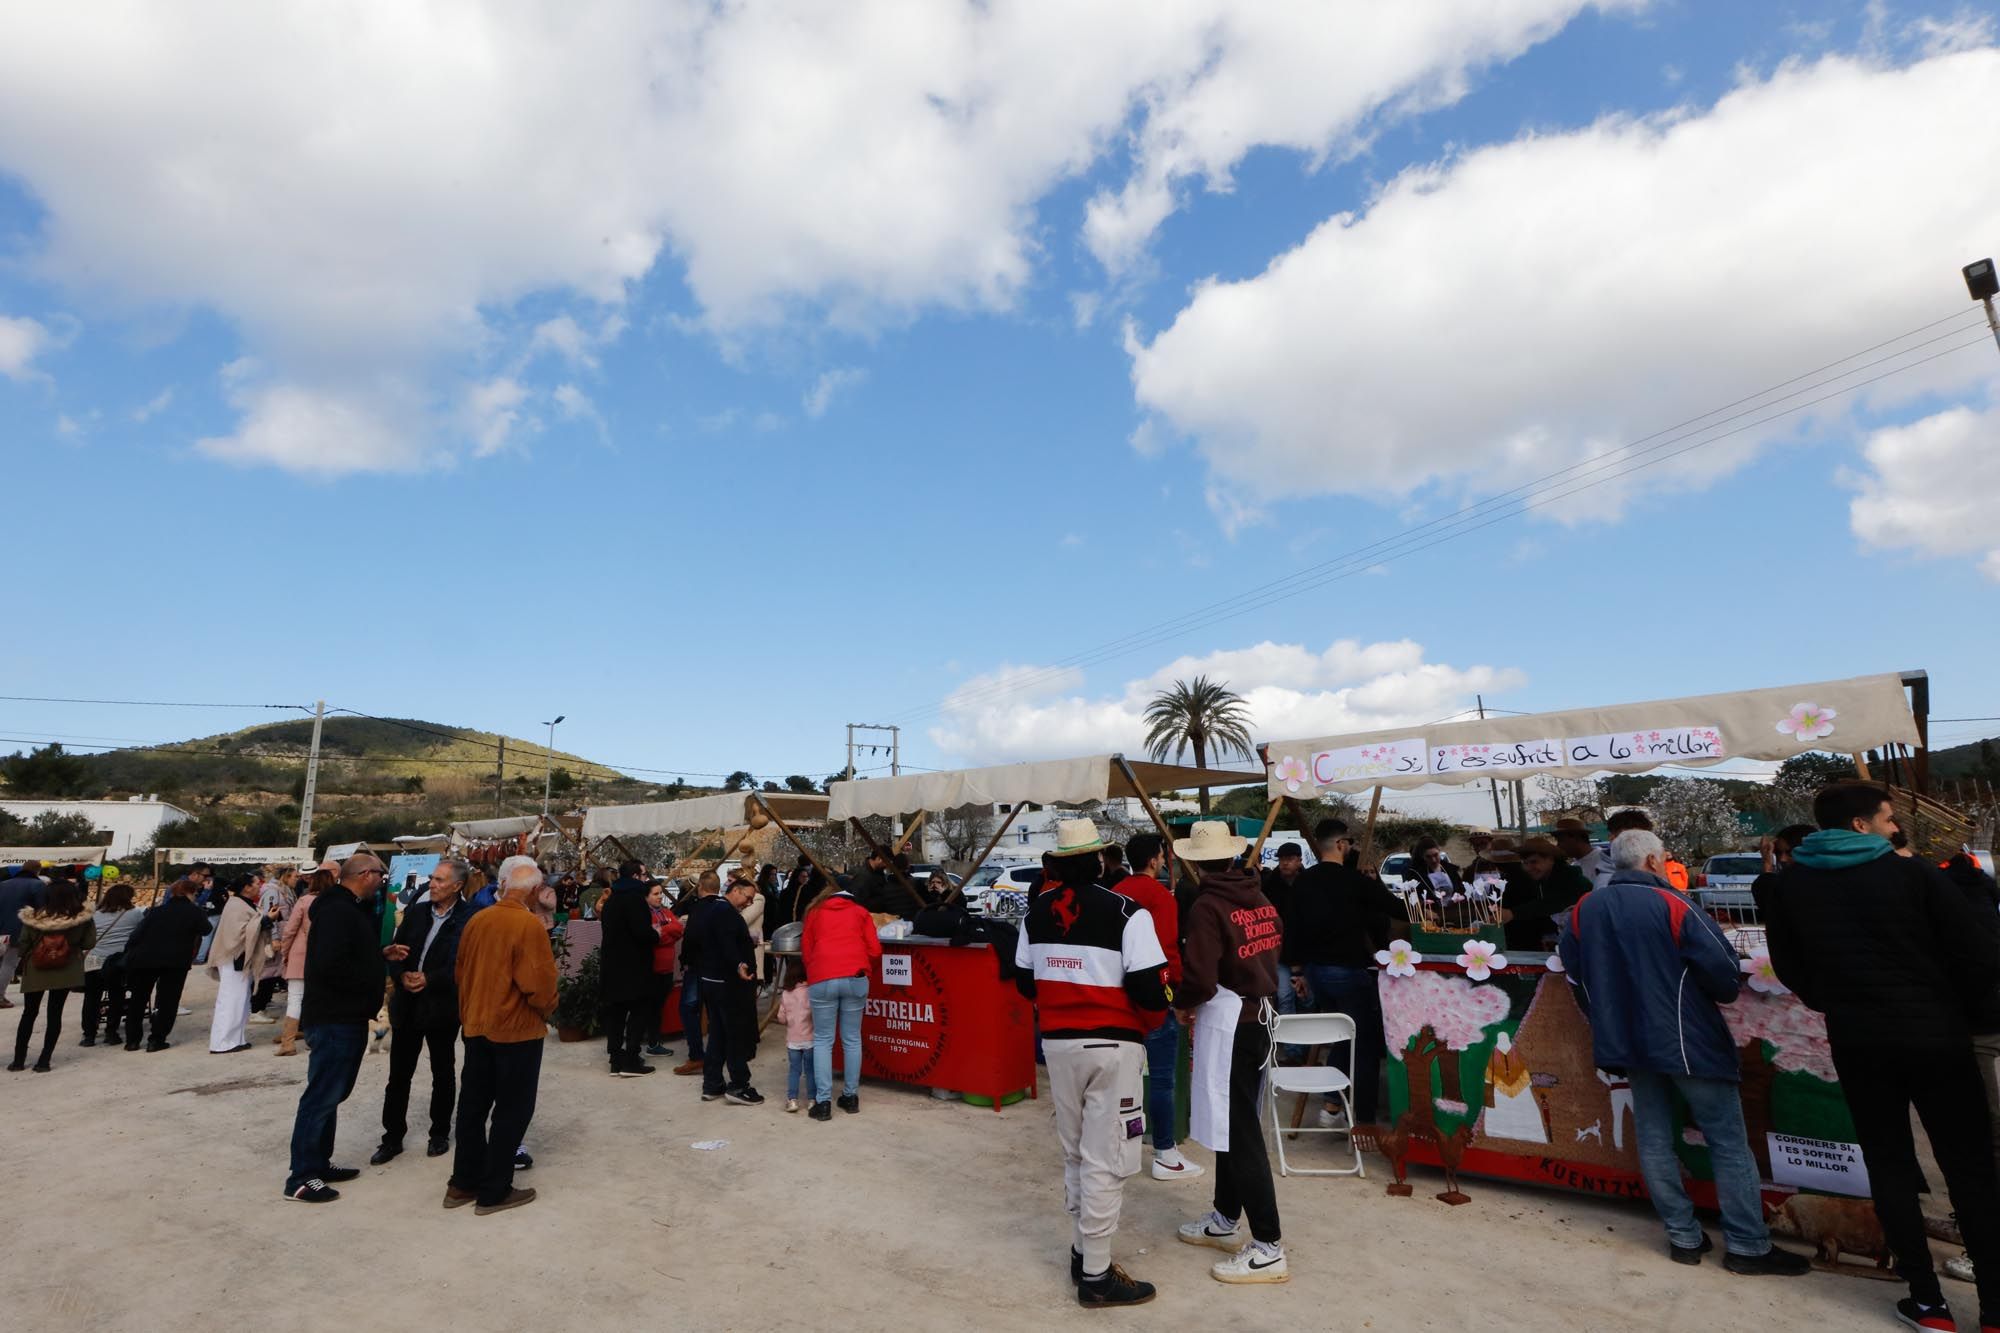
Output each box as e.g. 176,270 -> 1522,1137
1695,853 -> 1764,918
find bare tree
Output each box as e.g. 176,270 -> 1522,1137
1535,776 -> 1605,823
1647,777 -> 1744,860
930,803 -> 998,864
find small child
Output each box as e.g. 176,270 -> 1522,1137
777,960 -> 814,1112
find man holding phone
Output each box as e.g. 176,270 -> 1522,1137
373,857 -> 480,1164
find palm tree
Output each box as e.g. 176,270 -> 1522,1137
1142,676 -> 1255,812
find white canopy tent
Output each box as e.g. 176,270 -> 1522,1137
449,814 -> 547,842
581,791 -> 828,840
1263,672 -> 1923,800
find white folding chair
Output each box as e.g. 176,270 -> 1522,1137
1264,1011 -> 1365,1178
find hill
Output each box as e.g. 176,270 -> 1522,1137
1929,735 -> 2000,787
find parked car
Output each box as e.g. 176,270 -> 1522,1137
963,862 -> 1041,914
1695,853 -> 1764,917
1378,852 -> 1413,886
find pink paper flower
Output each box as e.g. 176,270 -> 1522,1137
1274,755 -> 1309,794
1374,939 -> 1420,978
1455,939 -> 1507,981
1741,950 -> 1789,996
1776,702 -> 1837,743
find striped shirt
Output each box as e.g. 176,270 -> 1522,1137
1016,881 -> 1167,1042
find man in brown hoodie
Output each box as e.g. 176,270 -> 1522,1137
1172,820 -> 1287,1284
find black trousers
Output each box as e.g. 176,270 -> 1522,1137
642,972 -> 670,1044
1213,1022 -> 1282,1244
700,978 -> 756,1094
124,967 -> 188,1047
80,965 -> 127,1039
380,989 -> 459,1147
12,988 -> 70,1066
1833,1040 -> 2000,1313
452,1035 -> 543,1206
251,974 -> 284,1013
602,990 -> 648,1068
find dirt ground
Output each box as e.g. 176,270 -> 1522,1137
0,970 -> 1972,1332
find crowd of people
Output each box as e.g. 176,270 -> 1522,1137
7,776 -> 2000,1326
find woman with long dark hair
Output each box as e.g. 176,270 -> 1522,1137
273,864 -> 335,1056
81,880 -> 141,1046
10,879 -> 95,1071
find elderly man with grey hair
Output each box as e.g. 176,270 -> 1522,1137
285,852 -> 390,1203
445,854 -> 559,1214
372,856 -> 481,1165
1557,831 -> 1807,1277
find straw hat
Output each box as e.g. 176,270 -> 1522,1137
1480,836 -> 1522,864
1050,818 -> 1107,857
1518,837 -> 1559,859
1173,819 -> 1248,862
1550,817 -> 1592,839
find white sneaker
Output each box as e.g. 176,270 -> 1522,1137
249,1013 -> 278,1025
176,1006 -> 193,1016
1177,1215 -> 1241,1252
1944,1253 -> 1976,1283
1316,1106 -> 1349,1130
1211,1244 -> 1289,1284
785,1098 -> 800,1113
1151,1148 -> 1207,1181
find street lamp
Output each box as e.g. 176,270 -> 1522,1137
1966,258 -> 2000,357
541,715 -> 565,818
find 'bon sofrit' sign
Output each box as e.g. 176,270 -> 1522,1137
1309,724 -> 1725,785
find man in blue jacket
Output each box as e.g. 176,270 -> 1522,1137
1558,829 -> 1807,1277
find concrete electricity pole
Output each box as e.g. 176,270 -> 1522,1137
296,699 -> 325,857
541,715 -> 565,818
1966,258 -> 1999,357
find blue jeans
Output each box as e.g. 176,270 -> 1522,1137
1628,1069 -> 1771,1257
810,975 -> 867,1104
678,976 -> 703,1061
1303,964 -> 1385,1123
1144,1013 -> 1181,1149
286,1022 -> 365,1193
787,1047 -> 811,1100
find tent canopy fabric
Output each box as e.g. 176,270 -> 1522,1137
1265,672 -> 1920,798
827,754 -> 1264,821
0,845 -> 109,866
161,846 -> 301,867
582,791 -> 830,840
449,815 -> 545,841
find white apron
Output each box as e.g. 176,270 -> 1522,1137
1189,986 -> 1244,1153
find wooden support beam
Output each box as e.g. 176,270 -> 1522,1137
963,803 -> 1024,883
850,816 -> 927,914
751,794 -> 846,916
890,809 -> 928,857
1248,799 -> 1283,865
1358,785 -> 1385,870
1114,754 -> 1200,893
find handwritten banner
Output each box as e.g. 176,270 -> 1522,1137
1311,737 -> 1428,785
1567,724 -> 1725,767
1430,738 -> 1564,776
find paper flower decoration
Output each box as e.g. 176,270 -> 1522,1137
1456,939 -> 1507,981
1544,953 -> 1565,973
1274,754 -> 1309,794
1374,939 -> 1419,978
1776,702 -> 1837,743
1741,950 -> 1789,995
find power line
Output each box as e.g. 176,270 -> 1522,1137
898,310 -> 1993,723
0,695 -> 308,710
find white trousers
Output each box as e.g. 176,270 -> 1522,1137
0,943 -> 21,993
285,981 -> 305,1020
209,965 -> 252,1051
1044,1037 -> 1144,1277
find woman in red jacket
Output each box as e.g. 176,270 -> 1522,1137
800,880 -> 882,1121
644,882 -> 685,1057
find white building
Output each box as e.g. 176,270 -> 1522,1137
0,796 -> 194,858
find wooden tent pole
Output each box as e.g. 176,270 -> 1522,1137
1248,799 -> 1283,864
1114,755 -> 1200,893
890,809 -> 928,857
849,816 -> 926,914
963,803 -> 1024,883
750,794 -> 845,916
1358,785 -> 1385,870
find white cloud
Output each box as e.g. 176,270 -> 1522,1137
0,3 -> 1620,474
930,636 -> 1522,764
196,380 -> 433,476
1847,401 -> 2000,580
130,387 -> 173,422
1129,47 -> 2000,520
0,313 -> 51,380
553,382 -> 605,437
465,377 -> 529,456
803,367 -> 866,419
56,413 -> 81,437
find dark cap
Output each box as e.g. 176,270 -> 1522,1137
1276,841 -> 1303,859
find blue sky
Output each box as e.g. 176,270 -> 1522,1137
3,1 -> 1997,799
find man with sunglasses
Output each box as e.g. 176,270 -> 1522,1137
284,853 -> 390,1203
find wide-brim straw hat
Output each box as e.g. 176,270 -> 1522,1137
1518,837 -> 1560,859
1480,836 -> 1522,863
1550,817 -> 1593,837
1173,819 -> 1248,862
1051,817 -> 1107,857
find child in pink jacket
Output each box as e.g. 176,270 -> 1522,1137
777,962 -> 814,1112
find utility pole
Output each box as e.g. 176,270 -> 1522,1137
845,723 -> 855,782
296,699 -> 325,857
541,715 -> 565,819
1477,694 -> 1504,830
1966,258 -> 2000,356
495,736 -> 506,814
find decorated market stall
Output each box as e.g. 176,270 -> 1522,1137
825,753 -> 1265,1110
1261,672 -> 1934,1225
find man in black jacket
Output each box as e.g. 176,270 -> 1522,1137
284,853 -> 389,1203
688,872 -> 762,1105
372,857 -> 480,1164
599,860 -> 660,1077
121,874 -> 211,1051
1763,782 -> 2000,1332
1286,819 -> 1409,1128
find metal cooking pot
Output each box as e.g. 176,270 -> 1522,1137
769,921 -> 805,955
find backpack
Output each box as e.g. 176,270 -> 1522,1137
31,930 -> 72,970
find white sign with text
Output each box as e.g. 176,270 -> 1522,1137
1430,738 -> 1566,776
1767,1132 -> 1871,1197
1567,724 -> 1726,768
881,952 -> 913,987
1310,737 -> 1428,786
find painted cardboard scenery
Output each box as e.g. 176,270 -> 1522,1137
1376,957 -> 1867,1209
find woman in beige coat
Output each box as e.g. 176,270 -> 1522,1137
273,863 -> 333,1055
205,873 -> 275,1054
735,866 -> 768,984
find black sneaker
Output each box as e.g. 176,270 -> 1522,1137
286,1180 -> 340,1203
1670,1233 -> 1714,1266
1893,1297 -> 1956,1331
1071,1249 -> 1084,1283
124,1039 -> 142,1051
837,1092 -> 859,1114
1723,1246 -> 1810,1277
808,1101 -> 833,1121
370,1143 -> 403,1165
644,1043 -> 673,1057
145,1041 -> 170,1052
514,1148 -> 534,1170
725,1086 -> 765,1106
322,1166 -> 361,1184
628,1061 -> 656,1075
1076,1264 -> 1156,1308
701,1088 -> 723,1101
426,1137 -> 449,1158
80,1035 -> 96,1048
